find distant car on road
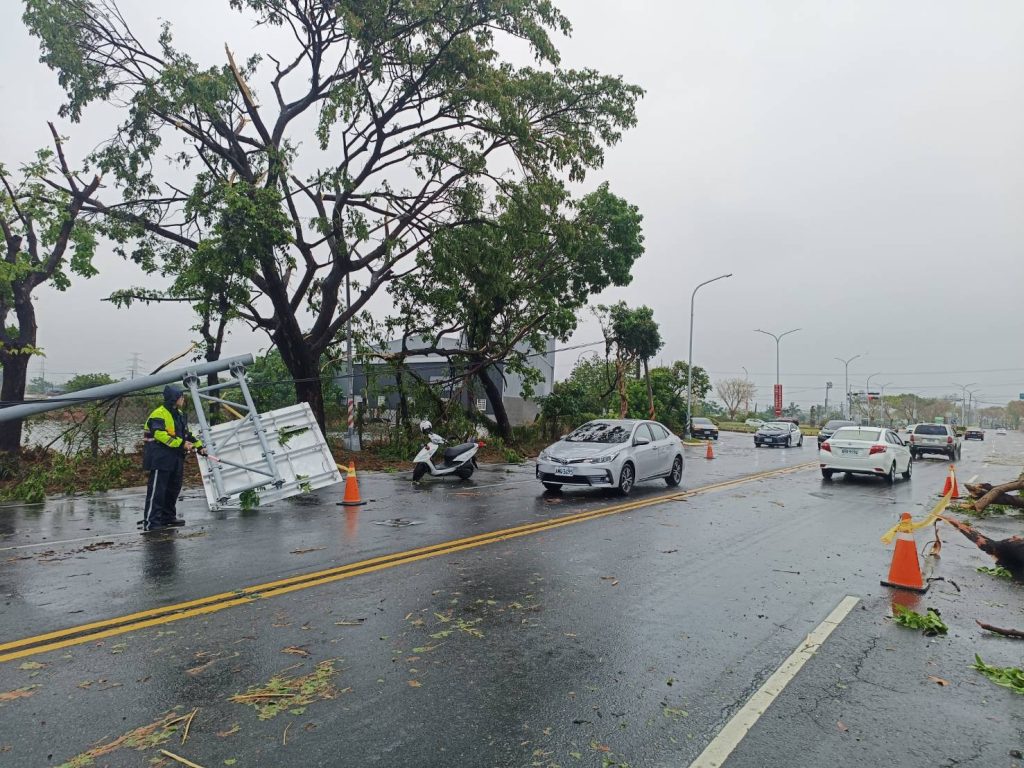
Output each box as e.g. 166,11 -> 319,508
744,418 -> 765,428
817,419 -> 856,447
535,419 -> 684,495
908,423 -> 961,460
689,417 -> 719,440
996,427 -> 1008,435
964,428 -> 984,441
819,426 -> 913,483
754,421 -> 804,448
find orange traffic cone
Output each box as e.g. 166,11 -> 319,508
705,440 -> 715,460
940,464 -> 960,499
880,513 -> 928,593
340,462 -> 367,507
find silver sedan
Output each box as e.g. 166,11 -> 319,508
536,419 -> 684,495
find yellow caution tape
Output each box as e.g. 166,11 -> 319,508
881,491 -> 953,545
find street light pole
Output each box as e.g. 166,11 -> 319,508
834,354 -> 863,419
685,273 -> 733,436
952,382 -> 978,427
754,328 -> 800,417
740,366 -> 750,414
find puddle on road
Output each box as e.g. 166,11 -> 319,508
373,518 -> 422,527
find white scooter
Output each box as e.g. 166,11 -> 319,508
412,420 -> 482,482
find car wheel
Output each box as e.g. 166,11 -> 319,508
902,457 -> 913,481
947,449 -> 956,461
909,450 -> 917,460
412,463 -> 429,482
885,462 -> 896,484
665,456 -> 683,487
617,462 -> 635,496
786,437 -> 792,448
542,482 -> 562,492
821,469 -> 833,480
798,435 -> 804,447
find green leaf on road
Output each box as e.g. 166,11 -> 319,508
972,655 -> 1024,694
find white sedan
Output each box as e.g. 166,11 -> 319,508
819,426 -> 912,483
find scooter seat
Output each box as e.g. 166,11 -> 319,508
444,442 -> 477,461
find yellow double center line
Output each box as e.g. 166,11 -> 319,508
0,462 -> 814,663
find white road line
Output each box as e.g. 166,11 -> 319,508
688,595 -> 860,768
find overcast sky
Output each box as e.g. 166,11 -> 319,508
1,1 -> 1022,410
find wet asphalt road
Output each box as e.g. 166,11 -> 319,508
1,431 -> 1022,767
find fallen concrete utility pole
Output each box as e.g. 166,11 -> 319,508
0,354 -> 255,422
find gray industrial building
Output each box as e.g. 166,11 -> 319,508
347,336 -> 556,426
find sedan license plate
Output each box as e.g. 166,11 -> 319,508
555,467 -> 574,477
841,448 -> 859,455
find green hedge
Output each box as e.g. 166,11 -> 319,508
718,421 -> 821,437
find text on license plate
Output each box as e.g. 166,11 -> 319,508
555,467 -> 574,476
841,448 -> 859,455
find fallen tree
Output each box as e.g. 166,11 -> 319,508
963,475 -> 1024,513
939,515 -> 1024,581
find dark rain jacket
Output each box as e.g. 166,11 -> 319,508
143,400 -> 202,471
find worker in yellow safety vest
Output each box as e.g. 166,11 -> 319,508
141,385 -> 204,531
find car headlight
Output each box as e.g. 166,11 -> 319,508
587,452 -> 620,464
538,450 -> 552,462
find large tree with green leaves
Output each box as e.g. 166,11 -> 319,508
542,356 -> 710,437
595,301 -> 662,418
24,0 -> 642,429
387,180 -> 643,439
0,126 -> 99,452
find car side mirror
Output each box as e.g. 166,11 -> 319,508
634,437 -> 650,446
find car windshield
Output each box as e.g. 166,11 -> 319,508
692,418 -> 713,425
914,424 -> 948,436
832,427 -> 882,442
564,422 -> 632,444
764,422 -> 790,429
824,421 -> 854,430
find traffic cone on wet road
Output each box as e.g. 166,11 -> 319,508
705,440 -> 715,460
940,464 -> 960,499
339,462 -> 367,507
881,513 -> 929,593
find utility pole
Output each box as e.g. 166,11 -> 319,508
834,354 -> 863,419
823,381 -> 832,423
878,382 -> 893,427
952,382 -> 977,428
755,328 -> 800,418
865,372 -> 882,425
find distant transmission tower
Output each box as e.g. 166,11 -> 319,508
128,352 -> 142,380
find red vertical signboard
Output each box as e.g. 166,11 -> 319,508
773,384 -> 783,417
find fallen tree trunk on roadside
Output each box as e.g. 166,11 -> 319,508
963,482 -> 1024,508
962,474 -> 1024,514
939,515 -> 1024,581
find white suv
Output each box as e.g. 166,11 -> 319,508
908,423 -> 961,461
